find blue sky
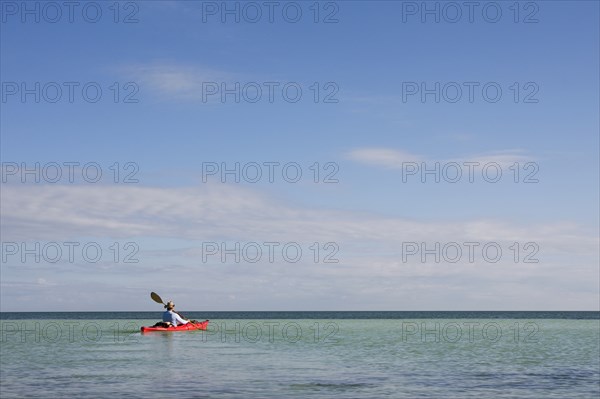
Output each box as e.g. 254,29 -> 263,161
1,1 -> 598,311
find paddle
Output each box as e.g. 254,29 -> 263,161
150,291 -> 165,306
150,292 -> 188,320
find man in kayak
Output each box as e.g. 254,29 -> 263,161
162,301 -> 189,327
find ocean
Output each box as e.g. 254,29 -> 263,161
1,312 -> 599,398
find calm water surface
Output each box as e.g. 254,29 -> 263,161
1,312 -> 599,398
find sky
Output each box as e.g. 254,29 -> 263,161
0,0 -> 598,311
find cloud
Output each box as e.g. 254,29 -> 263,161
1,183 -> 598,310
346,148 -> 423,169
2,183 -> 596,257
346,147 -> 535,170
120,63 -> 232,100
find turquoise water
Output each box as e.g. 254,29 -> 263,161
1,313 -> 599,398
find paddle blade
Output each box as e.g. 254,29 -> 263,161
150,292 -> 164,304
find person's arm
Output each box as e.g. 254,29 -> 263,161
173,312 -> 189,325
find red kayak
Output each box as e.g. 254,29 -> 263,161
141,320 -> 209,333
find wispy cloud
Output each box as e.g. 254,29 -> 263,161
1,183 -> 597,310
2,183 -> 585,245
346,148 -> 424,168
120,62 -> 232,100
2,184 -> 596,260
346,147 -> 535,169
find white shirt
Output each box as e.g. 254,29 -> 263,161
162,310 -> 189,326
